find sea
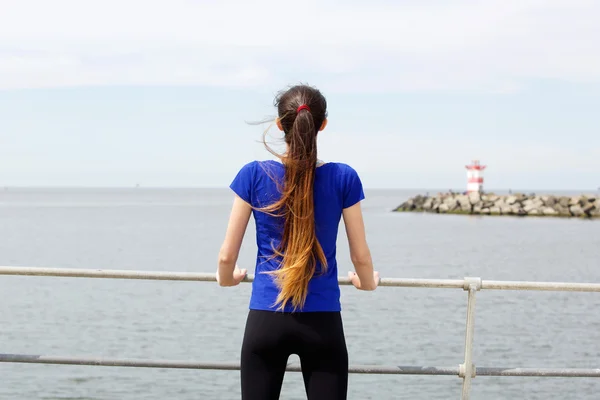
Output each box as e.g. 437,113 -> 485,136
1,187 -> 599,400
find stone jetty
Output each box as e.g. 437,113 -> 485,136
394,192 -> 600,218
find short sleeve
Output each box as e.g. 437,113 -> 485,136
342,165 -> 365,209
229,162 -> 256,205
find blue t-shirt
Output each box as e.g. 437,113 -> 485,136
229,160 -> 365,312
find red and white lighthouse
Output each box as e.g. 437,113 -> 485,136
465,159 -> 486,193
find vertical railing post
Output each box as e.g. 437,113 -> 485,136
460,277 -> 481,400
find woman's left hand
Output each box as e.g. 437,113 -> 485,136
217,265 -> 248,287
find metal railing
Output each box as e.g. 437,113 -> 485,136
1,266 -> 600,399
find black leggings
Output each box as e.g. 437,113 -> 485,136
240,309 -> 348,400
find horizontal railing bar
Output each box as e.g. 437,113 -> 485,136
0,266 -> 233,282
1,354 -> 598,378
2,266 -> 600,292
0,266 -> 465,288
0,354 -> 457,375
476,367 -> 600,377
482,280 -> 600,292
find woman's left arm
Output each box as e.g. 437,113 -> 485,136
217,195 -> 252,286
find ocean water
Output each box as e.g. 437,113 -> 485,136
1,187 -> 599,400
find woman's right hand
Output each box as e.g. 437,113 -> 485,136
348,271 -> 380,291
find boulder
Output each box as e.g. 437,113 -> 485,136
543,207 -> 559,216
456,195 -> 472,212
570,204 -> 584,216
413,196 -> 427,209
515,193 -> 526,202
583,202 -> 596,215
558,197 -> 570,207
500,205 -> 513,215
553,205 -> 570,216
482,201 -> 495,208
443,196 -> 457,205
468,192 -> 481,205
494,199 -> 507,207
543,196 -> 557,207
514,207 -> 527,216
523,201 -> 543,213
569,196 -> 581,206
505,195 -> 518,205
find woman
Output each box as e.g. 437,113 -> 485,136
217,84 -> 379,400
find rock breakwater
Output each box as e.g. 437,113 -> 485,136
394,193 -> 600,218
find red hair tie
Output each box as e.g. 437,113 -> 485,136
297,104 -> 311,113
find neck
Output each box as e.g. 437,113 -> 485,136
280,154 -> 324,167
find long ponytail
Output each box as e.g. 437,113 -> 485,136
257,85 -> 328,311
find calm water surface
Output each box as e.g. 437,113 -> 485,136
1,188 -> 599,399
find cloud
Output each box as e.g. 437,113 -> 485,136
1,0 -> 599,92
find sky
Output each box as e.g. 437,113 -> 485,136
0,0 -> 599,190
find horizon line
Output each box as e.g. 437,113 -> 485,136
2,185 -> 598,193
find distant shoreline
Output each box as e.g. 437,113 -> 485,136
394,192 -> 600,218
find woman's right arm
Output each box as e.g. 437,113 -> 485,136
342,202 -> 379,290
